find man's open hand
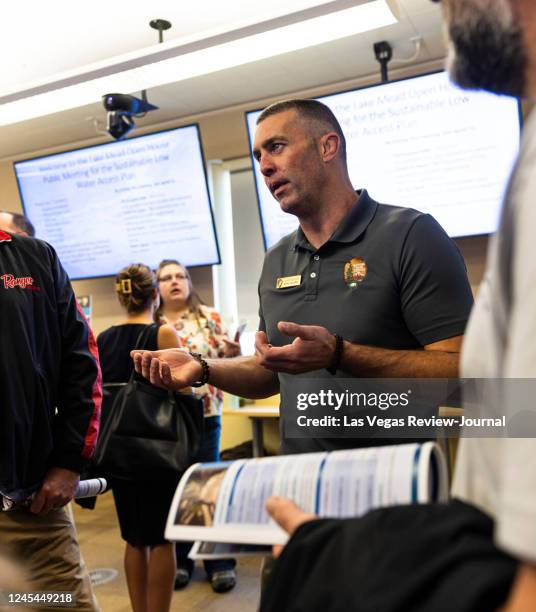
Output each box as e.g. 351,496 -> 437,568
131,348 -> 203,390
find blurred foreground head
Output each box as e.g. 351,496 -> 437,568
435,0 -> 533,98
0,211 -> 35,237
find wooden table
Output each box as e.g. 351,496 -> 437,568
223,406 -> 279,457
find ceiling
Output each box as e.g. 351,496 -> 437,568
0,0 -> 446,160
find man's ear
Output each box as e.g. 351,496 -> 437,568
320,132 -> 340,162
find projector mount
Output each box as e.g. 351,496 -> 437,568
374,41 -> 393,83
150,19 -> 172,44
101,19 -> 171,139
135,19 -> 173,116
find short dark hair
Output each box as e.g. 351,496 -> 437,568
0,210 -> 35,237
256,99 -> 347,161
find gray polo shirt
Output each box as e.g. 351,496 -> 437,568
258,189 -> 473,453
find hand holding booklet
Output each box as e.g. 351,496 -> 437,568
165,442 -> 448,549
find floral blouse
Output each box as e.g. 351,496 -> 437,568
162,305 -> 229,418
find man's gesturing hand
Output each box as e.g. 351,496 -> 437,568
255,322 -> 337,374
131,348 -> 203,391
30,467 -> 80,515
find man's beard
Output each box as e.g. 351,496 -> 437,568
446,1 -> 527,97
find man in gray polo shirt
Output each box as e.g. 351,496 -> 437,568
134,99 -> 473,453
259,0 -> 536,610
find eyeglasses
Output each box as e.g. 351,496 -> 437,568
158,273 -> 188,282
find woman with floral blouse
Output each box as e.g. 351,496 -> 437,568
155,259 -> 240,594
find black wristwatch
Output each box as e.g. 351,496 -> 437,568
326,334 -> 343,375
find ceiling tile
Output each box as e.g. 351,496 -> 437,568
397,0 -> 441,18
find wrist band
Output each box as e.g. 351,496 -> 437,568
189,352 -> 210,387
327,334 -> 343,375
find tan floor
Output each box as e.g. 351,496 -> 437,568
72,494 -> 263,612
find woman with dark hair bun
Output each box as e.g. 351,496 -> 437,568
155,259 -> 240,593
97,263 -> 181,612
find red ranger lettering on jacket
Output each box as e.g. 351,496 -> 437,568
1,274 -> 34,289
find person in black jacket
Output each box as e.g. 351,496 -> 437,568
0,223 -> 102,611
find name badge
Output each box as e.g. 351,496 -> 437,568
276,275 -> 301,289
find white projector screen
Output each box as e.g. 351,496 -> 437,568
246,71 -> 521,250
15,125 -> 220,280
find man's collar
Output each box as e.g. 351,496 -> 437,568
330,189 -> 377,243
291,189 -> 377,251
0,230 -> 12,243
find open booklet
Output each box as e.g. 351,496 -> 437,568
165,442 -> 448,550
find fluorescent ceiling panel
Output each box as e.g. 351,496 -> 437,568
0,0 -> 397,126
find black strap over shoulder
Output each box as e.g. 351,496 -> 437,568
133,323 -> 158,351
131,323 -> 158,384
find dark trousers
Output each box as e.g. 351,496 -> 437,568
176,415 -> 236,576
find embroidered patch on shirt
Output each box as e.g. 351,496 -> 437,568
343,257 -> 367,288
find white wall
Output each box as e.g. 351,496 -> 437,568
230,166 -> 266,330
0,58 -> 495,337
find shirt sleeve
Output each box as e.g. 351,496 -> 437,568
260,503 -> 515,612
48,245 -> 102,473
495,136 -> 536,563
398,214 -> 474,346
